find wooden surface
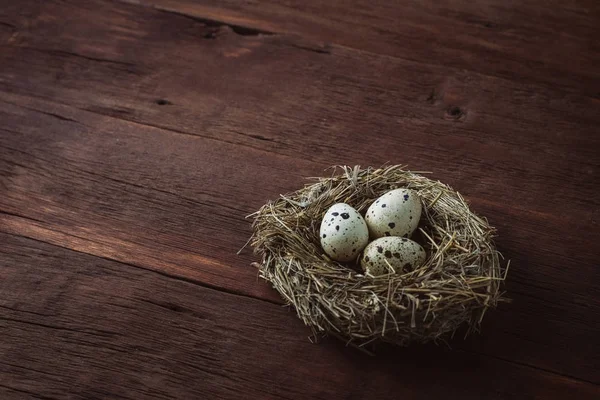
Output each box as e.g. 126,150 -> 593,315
1,0 -> 599,398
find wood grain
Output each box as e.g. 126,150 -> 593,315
1,88 -> 598,386
0,0 -> 599,397
2,0 -> 598,214
126,0 -> 600,94
2,232 -> 599,400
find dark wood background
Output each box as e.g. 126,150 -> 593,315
1,0 -> 599,398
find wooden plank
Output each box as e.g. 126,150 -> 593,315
122,0 -> 600,94
0,95 -> 299,303
1,0 -> 599,384
1,0 -> 597,221
2,232 -> 599,400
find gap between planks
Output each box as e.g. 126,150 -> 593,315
0,211 -> 281,307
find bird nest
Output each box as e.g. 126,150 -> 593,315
249,166 -> 508,350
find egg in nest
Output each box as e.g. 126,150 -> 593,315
320,203 -> 369,262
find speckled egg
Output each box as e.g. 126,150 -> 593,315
365,188 -> 422,239
320,203 -> 369,262
360,237 -> 426,276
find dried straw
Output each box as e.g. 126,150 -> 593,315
249,165 -> 508,349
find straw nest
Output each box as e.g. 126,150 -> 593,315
249,166 -> 508,349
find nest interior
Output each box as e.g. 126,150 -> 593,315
250,165 -> 508,348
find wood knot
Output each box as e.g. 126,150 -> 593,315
445,106 -> 465,121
